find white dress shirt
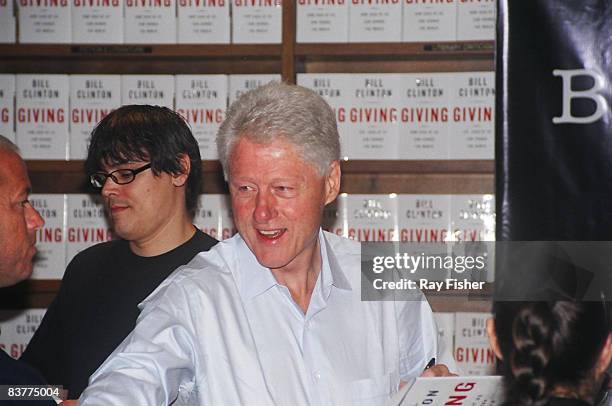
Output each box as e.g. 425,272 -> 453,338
78,230 -> 438,406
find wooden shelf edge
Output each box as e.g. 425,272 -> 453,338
425,282 -> 493,313
0,279 -> 61,294
0,44 -> 283,58
25,159 -> 493,174
26,160 -> 85,172
27,280 -> 62,292
341,160 -> 494,174
295,41 -> 495,58
1,41 -> 494,59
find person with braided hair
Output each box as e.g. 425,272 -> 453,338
486,301 -> 611,406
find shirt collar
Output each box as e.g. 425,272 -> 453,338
320,229 -> 352,293
236,235 -> 278,301
236,229 -> 352,301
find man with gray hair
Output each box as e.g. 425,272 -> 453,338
79,83 -> 442,405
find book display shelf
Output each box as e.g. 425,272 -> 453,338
0,1 -> 495,314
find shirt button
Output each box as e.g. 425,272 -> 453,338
313,371 -> 321,382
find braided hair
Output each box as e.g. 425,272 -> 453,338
493,301 -> 609,406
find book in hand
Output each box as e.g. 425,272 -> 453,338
388,375 -> 503,406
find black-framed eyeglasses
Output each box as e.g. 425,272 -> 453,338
89,163 -> 152,189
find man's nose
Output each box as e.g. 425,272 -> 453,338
26,204 -> 45,231
100,176 -> 119,198
253,190 -> 277,223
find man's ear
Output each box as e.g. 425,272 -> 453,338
324,161 -> 341,205
172,154 -> 191,187
486,317 -> 503,360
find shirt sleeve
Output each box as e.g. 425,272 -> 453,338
78,282 -> 198,406
396,298 -> 438,381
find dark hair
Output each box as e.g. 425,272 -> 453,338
493,300 -> 610,406
85,105 -> 202,217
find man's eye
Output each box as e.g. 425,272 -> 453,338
237,185 -> 253,192
274,186 -> 297,196
116,171 -> 133,181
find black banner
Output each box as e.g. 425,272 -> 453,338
496,1 -> 612,240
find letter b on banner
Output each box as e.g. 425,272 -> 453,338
552,69 -> 609,124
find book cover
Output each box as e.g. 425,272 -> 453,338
347,74 -> 402,159
453,312 -> 497,376
0,309 -> 47,359
31,194 -> 66,280
0,0 -> 16,43
0,74 -> 15,143
456,0 -> 495,41
228,74 -> 280,105
18,0 -> 72,43
69,75 -> 121,159
450,194 -> 495,243
71,0 -> 124,43
402,0 -> 456,42
16,74 -> 70,159
449,71 -> 495,159
346,194 -> 398,242
397,194 -> 450,243
65,194 -> 113,266
231,0 -> 282,44
396,194 -> 453,281
449,194 -> 495,282
121,75 -> 175,108
175,75 -> 227,160
322,192 -> 347,238
194,194 -> 236,240
0,17 -> 16,43
348,0 -> 401,43
177,0 -> 229,43
297,73 -> 354,160
124,0 -> 176,43
399,73 -> 452,159
296,0 -> 348,43
388,375 -> 503,406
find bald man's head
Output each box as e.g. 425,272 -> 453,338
0,138 -> 45,287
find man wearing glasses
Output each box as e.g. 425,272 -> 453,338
21,105 -> 218,400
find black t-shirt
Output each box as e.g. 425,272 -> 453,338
20,229 -> 217,399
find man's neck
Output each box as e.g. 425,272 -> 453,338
129,219 -> 196,257
271,238 -> 322,314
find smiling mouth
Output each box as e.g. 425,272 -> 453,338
257,229 -> 286,240
110,205 -> 128,214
